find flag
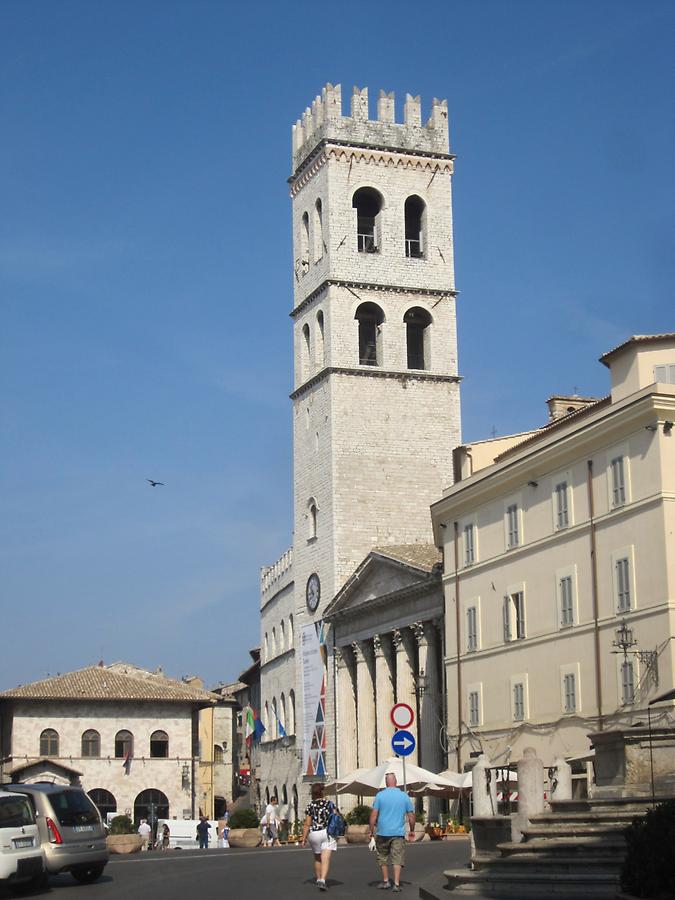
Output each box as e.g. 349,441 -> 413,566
245,707 -> 255,748
253,708 -> 266,741
122,749 -> 133,775
273,706 -> 287,738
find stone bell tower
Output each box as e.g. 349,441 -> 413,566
290,84 -> 461,623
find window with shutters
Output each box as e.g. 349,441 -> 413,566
467,606 -> 478,652
40,728 -> 59,757
615,556 -> 631,612
82,729 -> 100,758
563,672 -> 577,713
463,522 -> 476,566
554,480 -> 569,529
560,575 -> 574,627
513,682 -> 525,721
505,502 -> 520,549
114,730 -> 133,759
621,660 -> 635,705
503,590 -> 526,642
468,688 -> 481,727
654,363 -> 675,384
150,730 -> 169,758
610,456 -> 626,507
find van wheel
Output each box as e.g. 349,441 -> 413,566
71,864 -> 105,883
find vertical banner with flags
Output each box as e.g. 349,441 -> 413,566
245,706 -> 266,747
301,620 -> 327,776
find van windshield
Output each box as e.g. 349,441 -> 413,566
0,795 -> 34,828
49,791 -> 100,827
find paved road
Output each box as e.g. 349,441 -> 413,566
4,840 -> 470,900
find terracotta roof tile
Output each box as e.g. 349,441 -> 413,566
600,334 -> 675,366
0,666 -> 217,703
372,543 -> 441,572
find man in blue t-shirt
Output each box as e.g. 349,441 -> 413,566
369,773 -> 415,892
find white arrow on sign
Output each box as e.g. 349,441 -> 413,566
393,734 -> 413,751
390,728 -> 416,757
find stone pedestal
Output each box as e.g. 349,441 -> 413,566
590,725 -> 675,798
513,747 -> 544,843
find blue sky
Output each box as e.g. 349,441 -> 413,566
2,1 -> 673,690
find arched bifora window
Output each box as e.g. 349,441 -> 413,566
355,302 -> 385,366
404,195 -> 426,258
81,729 -> 101,758
40,728 -> 59,757
150,730 -> 169,758
301,323 -> 311,379
114,730 -> 133,759
316,310 -> 325,368
308,499 -> 317,540
300,211 -> 310,273
404,306 -> 432,370
352,187 -> 383,252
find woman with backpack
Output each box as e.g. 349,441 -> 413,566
300,783 -> 341,891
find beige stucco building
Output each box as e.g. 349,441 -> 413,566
431,334 -> 675,775
0,663 -> 236,822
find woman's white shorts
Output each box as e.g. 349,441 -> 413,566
308,828 -> 337,853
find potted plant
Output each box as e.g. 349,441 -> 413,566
227,808 -> 263,848
345,804 -> 372,843
106,815 -> 143,854
425,821 -> 443,840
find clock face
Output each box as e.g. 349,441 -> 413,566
306,573 -> 321,613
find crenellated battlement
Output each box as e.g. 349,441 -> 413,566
260,547 -> 293,601
291,84 -> 450,173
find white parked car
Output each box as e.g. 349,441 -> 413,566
0,788 -> 45,889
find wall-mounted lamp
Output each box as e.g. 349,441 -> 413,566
611,618 -> 659,686
181,764 -> 190,790
664,421 -> 674,434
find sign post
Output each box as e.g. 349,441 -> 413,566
390,704 -> 416,792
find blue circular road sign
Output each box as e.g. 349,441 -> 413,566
391,729 -> 416,757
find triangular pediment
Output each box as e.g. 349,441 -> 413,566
325,544 -> 440,619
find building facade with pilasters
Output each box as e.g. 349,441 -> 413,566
257,83 -> 462,811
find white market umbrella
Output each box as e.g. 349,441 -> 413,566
326,757 -> 464,796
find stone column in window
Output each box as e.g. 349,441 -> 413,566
373,633 -> 395,764
336,646 -> 358,779
413,620 -> 442,818
392,628 -> 418,765
353,640 -> 377,769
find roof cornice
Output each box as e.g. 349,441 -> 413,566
290,278 -> 457,320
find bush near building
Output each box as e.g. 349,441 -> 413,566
228,808 -> 260,829
621,800 -> 675,898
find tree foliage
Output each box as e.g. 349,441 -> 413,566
621,800 -> 675,898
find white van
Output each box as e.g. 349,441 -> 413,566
0,788 -> 45,889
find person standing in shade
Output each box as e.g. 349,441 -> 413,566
369,773 -> 415,892
137,818 -> 151,851
301,783 -> 337,891
265,796 -> 281,847
196,815 -> 211,849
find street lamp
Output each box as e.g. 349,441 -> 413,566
611,619 -> 658,686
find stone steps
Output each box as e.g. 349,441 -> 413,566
442,869 -> 620,896
499,837 -> 626,855
522,822 -> 629,838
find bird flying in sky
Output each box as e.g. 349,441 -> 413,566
146,479 -> 164,487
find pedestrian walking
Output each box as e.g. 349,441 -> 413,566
301,783 -> 337,891
137,818 -> 151,851
368,773 -> 415,892
265,796 -> 281,847
196,815 -> 211,849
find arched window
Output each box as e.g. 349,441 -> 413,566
40,728 -> 59,757
88,789 -> 116,820
292,785 -> 299,821
355,302 -> 384,366
272,697 -> 278,738
282,784 -> 288,806
150,730 -> 169,758
265,786 -> 270,805
404,306 -> 432,370
264,632 -> 269,661
301,323 -> 311,379
214,744 -> 224,763
404,195 -> 426,258
263,702 -> 270,740
314,199 -> 324,260
288,689 -> 296,735
352,187 -> 383,252
81,729 -> 100,758
271,627 -> 277,657
114,730 -> 133,759
300,212 -> 310,272
308,499 -> 317,540
288,615 -> 294,647
134,789 -> 168,825
280,619 -> 286,652
316,310 -> 325,367
280,693 -> 287,735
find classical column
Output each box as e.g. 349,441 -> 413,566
392,628 -> 418,765
336,646 -> 358,778
413,620 -> 442,818
374,634 -> 396,764
353,640 -> 377,769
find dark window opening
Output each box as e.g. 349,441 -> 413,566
404,306 -> 431,370
150,730 -> 169,758
82,729 -> 101,758
404,195 -> 425,258
40,728 -> 59,757
114,729 -> 133,759
134,789 -> 169,827
352,187 -> 383,252
355,302 -> 384,366
88,788 -> 116,820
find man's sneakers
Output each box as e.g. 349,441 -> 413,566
392,886 -> 402,893
377,882 -> 391,890
317,879 -> 327,891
